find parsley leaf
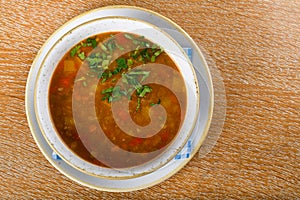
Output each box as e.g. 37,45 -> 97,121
87,38 -> 97,48
116,58 -> 128,69
150,99 -> 161,106
70,45 -> 81,57
137,85 -> 152,98
77,52 -> 85,60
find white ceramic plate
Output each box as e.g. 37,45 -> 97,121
25,6 -> 213,192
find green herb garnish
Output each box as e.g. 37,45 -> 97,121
140,48 -> 150,62
99,43 -> 108,52
112,58 -> 128,74
150,99 -> 161,106
136,98 -> 141,111
116,43 -> 125,51
124,33 -> 134,40
87,38 -> 97,48
86,53 -> 102,68
127,58 -> 134,66
137,85 -> 152,98
70,45 -> 81,57
77,52 -> 85,60
101,86 -> 125,102
116,58 -> 128,69
101,87 -> 114,94
71,38 -> 98,58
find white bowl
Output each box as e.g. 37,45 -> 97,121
34,17 -> 199,178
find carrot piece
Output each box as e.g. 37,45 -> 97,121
64,60 -> 76,72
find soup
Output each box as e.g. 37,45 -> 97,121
49,32 -> 187,168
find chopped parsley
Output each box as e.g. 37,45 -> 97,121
77,33 -> 165,111
70,37 -> 98,58
77,52 -> 85,60
70,45 -> 81,57
150,99 -> 161,106
86,38 -> 97,48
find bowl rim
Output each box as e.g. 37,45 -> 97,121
33,16 -> 200,179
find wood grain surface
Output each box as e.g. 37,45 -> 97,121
0,0 -> 299,199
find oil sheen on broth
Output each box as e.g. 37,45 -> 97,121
49,32 -> 187,168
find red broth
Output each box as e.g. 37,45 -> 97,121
49,32 -> 187,168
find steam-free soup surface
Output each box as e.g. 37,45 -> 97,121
49,32 -> 187,168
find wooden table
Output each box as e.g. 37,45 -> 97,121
1,0 -> 299,198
